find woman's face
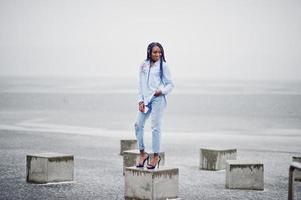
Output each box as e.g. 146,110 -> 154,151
151,46 -> 161,62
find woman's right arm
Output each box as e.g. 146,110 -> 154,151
138,62 -> 145,112
138,63 -> 144,103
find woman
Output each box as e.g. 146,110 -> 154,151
134,42 -> 174,169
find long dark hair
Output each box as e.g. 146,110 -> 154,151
146,42 -> 166,82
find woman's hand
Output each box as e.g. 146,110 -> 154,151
138,101 -> 145,112
154,90 -> 162,97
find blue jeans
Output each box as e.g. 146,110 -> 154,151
134,95 -> 167,153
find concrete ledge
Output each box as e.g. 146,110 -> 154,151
26,152 -> 74,184
225,160 -> 264,190
200,148 -> 237,170
123,150 -> 165,174
120,139 -> 137,155
124,166 -> 179,200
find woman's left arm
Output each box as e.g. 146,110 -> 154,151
161,63 -> 174,95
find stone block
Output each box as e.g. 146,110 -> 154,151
124,166 -> 179,200
26,152 -> 74,184
200,148 -> 237,170
289,162 -> 301,200
292,157 -> 301,183
225,160 -> 264,190
123,150 -> 165,174
120,139 -> 137,155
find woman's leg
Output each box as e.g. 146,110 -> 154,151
150,95 -> 166,154
134,108 -> 151,151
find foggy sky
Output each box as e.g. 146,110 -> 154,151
0,0 -> 300,80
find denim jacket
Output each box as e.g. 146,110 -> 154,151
138,59 -> 174,105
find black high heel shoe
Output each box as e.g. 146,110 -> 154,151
136,153 -> 149,168
146,155 -> 161,169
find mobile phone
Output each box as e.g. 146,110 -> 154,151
143,105 -> 149,113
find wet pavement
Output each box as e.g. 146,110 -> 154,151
1,127 -> 300,199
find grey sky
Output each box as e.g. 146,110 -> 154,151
0,0 -> 300,80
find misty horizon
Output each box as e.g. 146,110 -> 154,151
1,0 -> 301,80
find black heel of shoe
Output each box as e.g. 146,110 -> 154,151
136,153 -> 149,168
146,155 -> 161,169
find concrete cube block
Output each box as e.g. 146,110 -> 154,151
226,160 -> 264,190
292,156 -> 301,182
289,162 -> 301,200
26,152 -> 74,184
123,149 -> 165,174
124,166 -> 179,200
293,156 -> 301,164
120,139 -> 137,155
200,148 -> 237,170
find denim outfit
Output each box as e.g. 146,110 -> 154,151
134,59 -> 174,153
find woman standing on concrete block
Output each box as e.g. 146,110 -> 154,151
134,42 -> 174,169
